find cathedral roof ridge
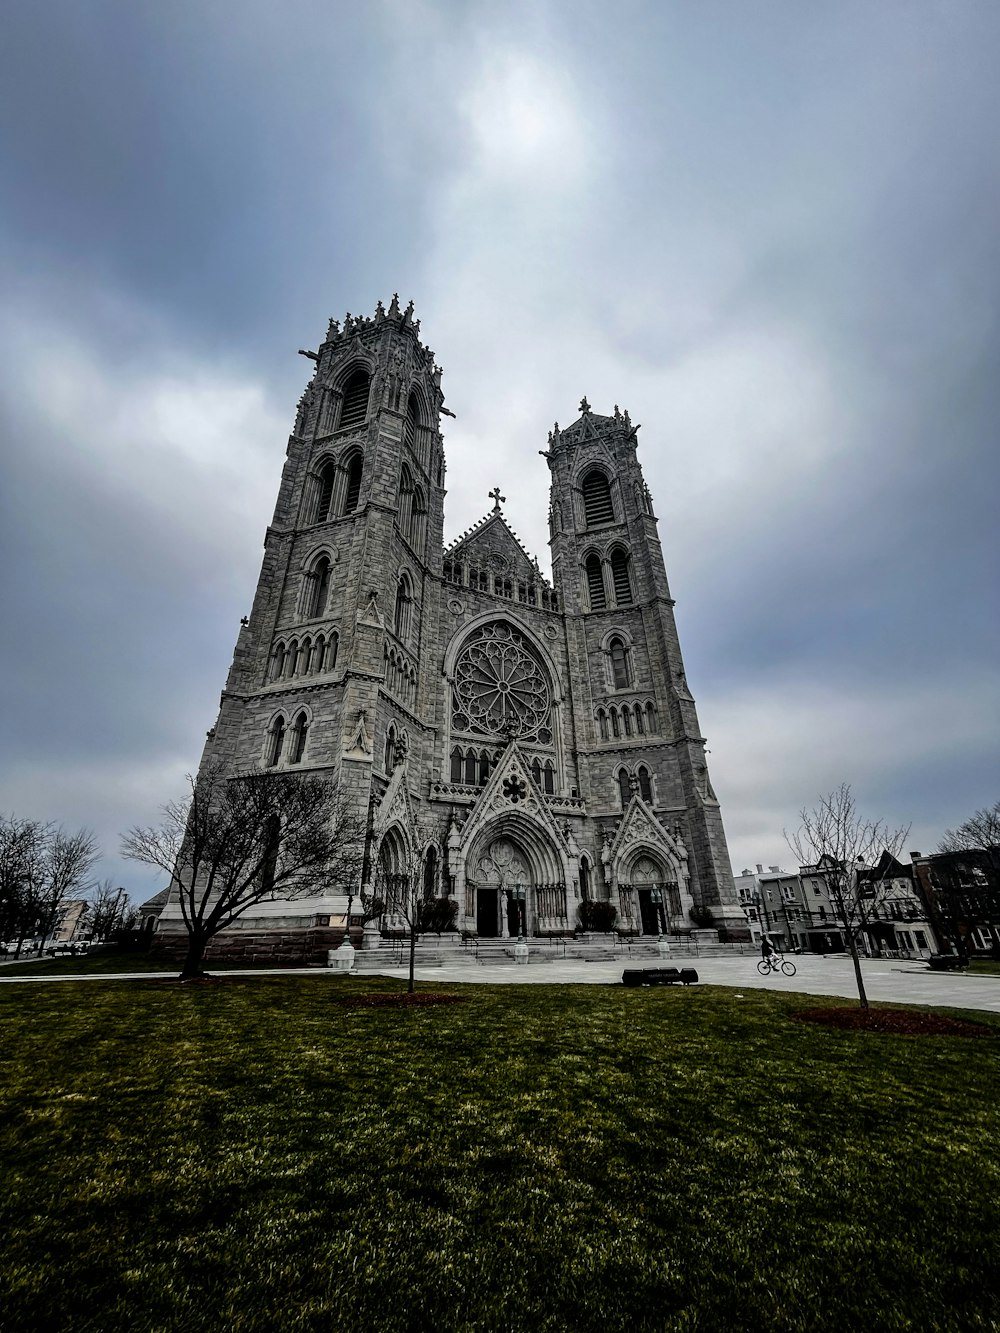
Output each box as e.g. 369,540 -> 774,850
443,508 -> 551,585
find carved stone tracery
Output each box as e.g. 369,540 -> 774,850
452,622 -> 551,741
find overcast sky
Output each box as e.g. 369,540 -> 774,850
2,0 -> 998,899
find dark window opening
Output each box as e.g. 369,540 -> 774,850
343,453 -> 363,514
611,549 -> 633,605
585,553 -> 606,610
582,470 -> 614,527
339,370 -> 371,430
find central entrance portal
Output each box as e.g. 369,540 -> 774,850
474,836 -> 531,939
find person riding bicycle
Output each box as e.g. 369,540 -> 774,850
761,936 -> 777,962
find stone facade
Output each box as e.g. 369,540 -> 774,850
155,297 -> 742,959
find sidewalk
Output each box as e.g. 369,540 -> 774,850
1,955 -> 998,1014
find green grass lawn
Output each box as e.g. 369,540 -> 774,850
1,979 -> 998,1333
968,959 -> 1000,977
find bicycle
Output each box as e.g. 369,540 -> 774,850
757,955 -> 796,977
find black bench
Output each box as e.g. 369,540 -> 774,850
622,967 -> 699,987
927,954 -> 969,971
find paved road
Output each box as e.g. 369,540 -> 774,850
1,955 -> 998,1014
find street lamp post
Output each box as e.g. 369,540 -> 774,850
510,883 -> 527,938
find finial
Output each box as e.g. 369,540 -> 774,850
388,293 -> 400,318
375,299 -> 385,320
403,299 -> 414,324
579,396 -> 591,414
488,485 -> 506,512
614,404 -> 621,419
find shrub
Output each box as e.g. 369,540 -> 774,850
417,897 -> 459,934
578,899 -> 618,932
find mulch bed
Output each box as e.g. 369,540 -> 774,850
334,992 -> 468,1009
794,1007 -> 995,1037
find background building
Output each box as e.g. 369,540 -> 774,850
154,300 -> 741,960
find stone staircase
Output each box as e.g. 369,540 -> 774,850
351,934 -> 752,971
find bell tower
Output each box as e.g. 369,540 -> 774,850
544,399 -> 738,925
203,295 -> 447,837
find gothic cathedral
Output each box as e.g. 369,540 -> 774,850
164,297 -> 742,958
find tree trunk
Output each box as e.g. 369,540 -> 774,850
408,924 -> 417,995
180,932 -> 209,979
847,929 -> 869,1009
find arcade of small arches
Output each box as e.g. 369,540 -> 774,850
268,630 -> 338,683
596,698 -> 658,741
448,745 -> 556,794
442,558 -> 559,611
384,644 -> 417,707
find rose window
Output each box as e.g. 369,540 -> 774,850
452,622 -> 551,741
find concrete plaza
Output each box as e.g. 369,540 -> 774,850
2,953 -> 999,1015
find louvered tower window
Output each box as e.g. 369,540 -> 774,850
339,370 -> 370,430
403,392 -> 420,451
610,549 -> 633,605
316,460 -> 336,522
343,453 -> 363,513
582,470 -> 614,527
585,553 -> 606,610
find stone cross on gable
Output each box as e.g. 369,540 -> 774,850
489,486 -> 506,511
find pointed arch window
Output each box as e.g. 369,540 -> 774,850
645,701 -> 657,733
289,712 -> 309,764
339,369 -> 371,431
423,845 -> 437,901
582,470 -> 614,527
609,637 -> 631,690
543,761 -> 555,795
394,573 -> 412,640
403,391 -> 420,452
411,486 -> 427,553
464,751 -> 477,785
399,464 -> 414,541
617,768 -> 631,809
268,643 -> 286,683
637,765 -> 652,803
450,746 -> 463,783
531,759 -> 542,787
260,814 -> 281,896
266,715 -> 286,768
325,632 -> 339,672
597,708 -> 609,741
610,549 -> 633,605
305,555 -> 332,619
316,460 -> 336,522
610,707 -> 620,738
580,858 -> 592,901
634,703 -> 645,734
585,553 -> 606,610
479,751 -> 491,785
343,452 -> 363,514
384,725 -> 397,774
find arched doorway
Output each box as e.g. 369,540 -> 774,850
631,853 -> 668,936
375,825 -> 410,921
473,836 -> 531,938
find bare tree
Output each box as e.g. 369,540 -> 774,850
122,763 -> 365,979
88,881 -> 138,941
786,784 -> 910,1009
938,800 -> 1000,859
0,816 -> 99,956
370,850 -> 457,994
